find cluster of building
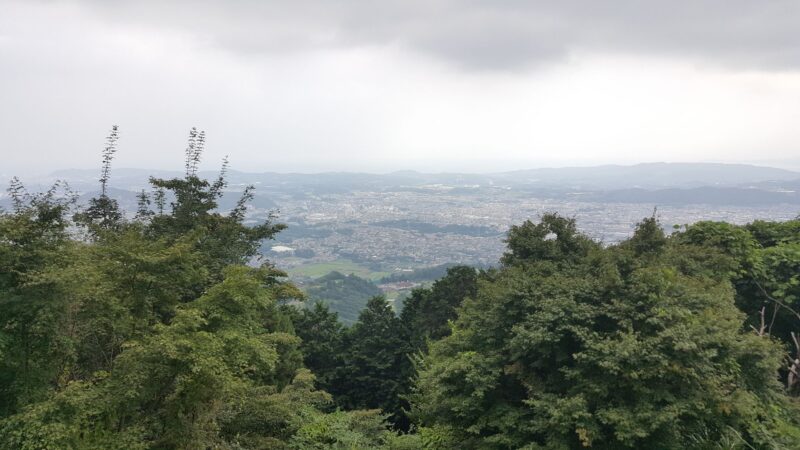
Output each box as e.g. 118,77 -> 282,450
257,187 -> 799,271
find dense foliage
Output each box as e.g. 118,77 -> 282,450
412,215 -> 800,449
400,266 -> 479,350
677,219 -> 800,387
2,128 -> 799,449
0,129 -> 415,449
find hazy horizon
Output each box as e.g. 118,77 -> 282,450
5,159 -> 800,180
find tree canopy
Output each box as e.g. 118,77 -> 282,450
412,217 -> 800,449
0,128 -> 417,449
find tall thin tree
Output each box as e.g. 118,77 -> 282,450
99,125 -> 119,197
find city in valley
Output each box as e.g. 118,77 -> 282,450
7,163 -> 799,300
263,187 -> 798,273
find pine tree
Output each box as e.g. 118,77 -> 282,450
333,297 -> 413,430
293,302 -> 345,393
135,189 -> 153,220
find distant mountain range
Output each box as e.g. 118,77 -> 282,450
217,162 -> 800,191
40,161 -> 798,187
499,163 -> 800,189
3,162 -> 799,208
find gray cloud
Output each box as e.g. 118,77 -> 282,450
67,0 -> 800,71
2,0 -> 800,174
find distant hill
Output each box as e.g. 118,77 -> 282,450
500,163 -> 800,190
588,186 -> 800,206
302,271 -> 383,325
39,162 -> 800,193
3,162 -> 796,210
218,162 -> 800,192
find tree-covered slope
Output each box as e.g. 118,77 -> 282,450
303,271 -> 384,324
411,215 -> 800,449
0,128 -> 418,450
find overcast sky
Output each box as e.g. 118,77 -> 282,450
2,0 -> 800,174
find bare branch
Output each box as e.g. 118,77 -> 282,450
751,277 -> 800,323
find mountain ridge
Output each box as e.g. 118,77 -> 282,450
42,162 -> 800,191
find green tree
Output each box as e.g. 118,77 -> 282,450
0,181 -> 77,416
401,265 -> 479,350
0,267 -> 331,449
413,217 -> 800,449
676,219 -> 800,384
292,302 -> 346,393
74,125 -> 123,232
290,409 -> 421,449
501,213 -> 597,267
625,214 -> 667,257
333,297 -> 413,430
0,128 -> 330,449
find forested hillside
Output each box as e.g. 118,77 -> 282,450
2,130 -> 800,449
302,271 -> 384,324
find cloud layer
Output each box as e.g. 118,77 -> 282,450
1,1 -> 799,174
75,0 -> 800,71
